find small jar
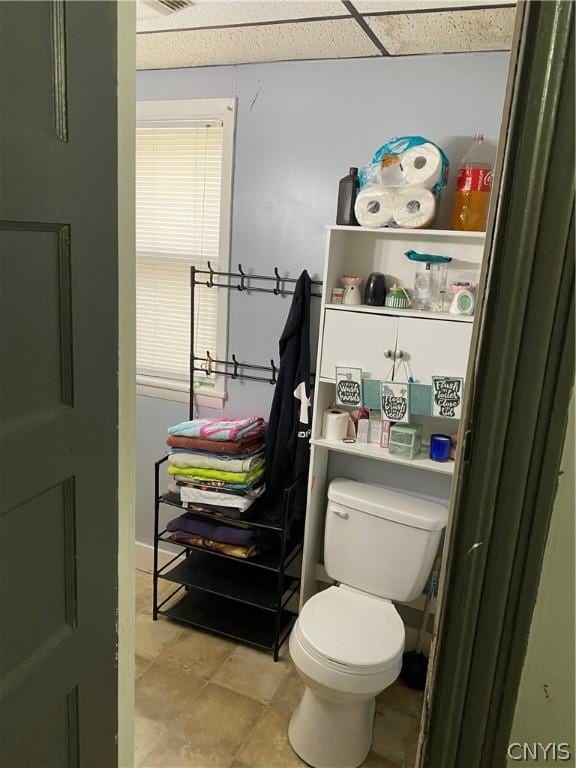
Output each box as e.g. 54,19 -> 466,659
429,434 -> 452,462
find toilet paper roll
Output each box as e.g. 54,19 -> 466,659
401,143 -> 443,190
393,187 -> 437,229
322,409 -> 350,441
354,186 -> 395,228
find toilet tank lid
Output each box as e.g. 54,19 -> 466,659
328,479 -> 448,531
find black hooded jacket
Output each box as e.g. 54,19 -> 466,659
264,270 -> 312,522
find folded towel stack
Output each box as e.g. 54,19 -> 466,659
163,417 -> 266,559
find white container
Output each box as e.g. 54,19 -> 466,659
325,479 -> 448,602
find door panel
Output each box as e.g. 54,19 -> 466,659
320,309 -> 398,380
0,3 -> 118,766
396,317 -> 472,382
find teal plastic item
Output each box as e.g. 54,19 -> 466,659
359,135 -> 449,196
362,379 -> 381,410
404,250 -> 452,264
409,383 -> 433,416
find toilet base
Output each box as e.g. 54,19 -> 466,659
288,686 -> 376,768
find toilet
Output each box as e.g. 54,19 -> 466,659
288,478 -> 448,768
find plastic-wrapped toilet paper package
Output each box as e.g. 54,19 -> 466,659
322,409 -> 350,441
400,143 -> 443,190
393,187 -> 437,229
356,135 -> 449,228
354,186 -> 395,228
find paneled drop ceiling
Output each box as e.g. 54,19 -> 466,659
137,0 -> 516,70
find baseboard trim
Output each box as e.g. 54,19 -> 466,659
135,540 -> 173,573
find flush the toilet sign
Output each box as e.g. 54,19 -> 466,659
381,381 -> 410,423
335,367 -> 363,407
432,376 -> 464,418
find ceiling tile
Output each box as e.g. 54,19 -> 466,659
137,19 -> 381,69
137,1 -> 349,33
355,0 -> 515,12
365,7 -> 515,54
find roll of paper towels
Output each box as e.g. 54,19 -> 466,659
354,186 -> 395,228
393,187 -> 437,229
401,143 -> 443,190
322,409 -> 350,441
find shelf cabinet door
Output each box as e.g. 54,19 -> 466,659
320,309 -> 398,380
396,316 -> 473,382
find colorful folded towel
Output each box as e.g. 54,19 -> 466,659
169,533 -> 257,559
167,434 -> 264,455
168,417 -> 266,442
166,513 -> 255,545
176,479 -> 266,496
167,464 -> 264,485
168,452 -> 264,473
179,486 -> 256,511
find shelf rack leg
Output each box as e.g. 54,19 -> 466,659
152,459 -> 162,621
274,488 -> 290,661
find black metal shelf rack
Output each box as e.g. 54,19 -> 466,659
151,264 -> 321,660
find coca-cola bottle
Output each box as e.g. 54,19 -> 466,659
452,134 -> 493,231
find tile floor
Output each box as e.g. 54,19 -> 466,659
135,570 -> 423,768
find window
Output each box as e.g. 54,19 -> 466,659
136,98 -> 235,401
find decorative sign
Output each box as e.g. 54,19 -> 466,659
381,380 -> 410,424
432,376 -> 464,419
335,367 -> 363,407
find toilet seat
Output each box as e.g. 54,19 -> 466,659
296,586 -> 405,675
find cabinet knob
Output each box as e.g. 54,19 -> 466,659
396,349 -> 405,360
384,349 -> 394,359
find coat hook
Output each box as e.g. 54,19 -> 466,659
270,359 -> 277,385
231,353 -> 239,379
206,261 -> 215,288
237,264 -> 246,292
273,267 -> 281,296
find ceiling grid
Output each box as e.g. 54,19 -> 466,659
136,0 -> 516,69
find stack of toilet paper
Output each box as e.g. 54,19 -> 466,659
355,142 -> 443,229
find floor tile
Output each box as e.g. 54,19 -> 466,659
212,645 -> 291,703
135,613 -> 187,661
372,707 -> 419,766
138,734 -> 235,768
376,680 -> 424,719
173,683 -> 263,756
158,626 -> 236,680
236,707 -> 307,768
136,570 -> 183,615
136,662 -> 204,723
134,713 -> 166,767
362,752 -> 403,767
136,570 -> 152,614
135,654 -> 153,680
403,739 -> 419,768
269,670 -> 305,717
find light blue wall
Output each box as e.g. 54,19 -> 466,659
136,53 -> 510,546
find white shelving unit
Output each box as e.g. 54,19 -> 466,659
299,225 -> 486,607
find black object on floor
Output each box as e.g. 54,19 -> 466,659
401,649 -> 429,690
400,568 -> 436,690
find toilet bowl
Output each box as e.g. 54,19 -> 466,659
288,586 -> 405,768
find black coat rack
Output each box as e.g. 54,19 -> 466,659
189,263 -> 322,418
152,262 -> 322,660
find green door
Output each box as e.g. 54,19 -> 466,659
0,3 -> 119,765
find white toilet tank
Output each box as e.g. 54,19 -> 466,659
325,479 -> 448,603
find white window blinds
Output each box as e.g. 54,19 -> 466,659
136,120 -> 224,390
